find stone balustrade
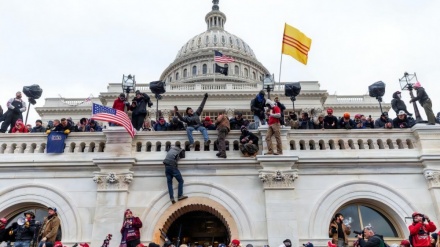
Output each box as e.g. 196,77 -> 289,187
0,125 -> 437,160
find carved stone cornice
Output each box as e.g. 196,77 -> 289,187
424,169 -> 440,189
259,170 -> 299,190
93,171 -> 134,191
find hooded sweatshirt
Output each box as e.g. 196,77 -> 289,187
391,92 -> 408,114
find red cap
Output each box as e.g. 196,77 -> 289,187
343,112 -> 350,119
80,244 -> 90,247
327,108 -> 333,114
231,239 -> 240,246
125,209 -> 133,216
400,240 -> 410,247
54,241 -> 63,247
412,212 -> 422,218
204,116 -> 211,121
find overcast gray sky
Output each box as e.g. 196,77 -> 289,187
1,0 -> 439,124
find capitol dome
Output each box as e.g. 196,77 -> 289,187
160,0 -> 269,84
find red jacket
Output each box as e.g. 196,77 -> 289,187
409,221 -> 437,247
120,217 -> 142,241
113,98 -> 126,112
11,125 -> 29,133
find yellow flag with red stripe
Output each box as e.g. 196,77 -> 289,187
282,23 -> 312,65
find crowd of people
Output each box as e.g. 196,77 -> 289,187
0,82 -> 439,158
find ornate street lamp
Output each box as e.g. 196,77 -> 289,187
122,74 -> 136,99
399,72 -> 423,122
263,74 -> 275,99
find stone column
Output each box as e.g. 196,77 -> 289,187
90,127 -> 135,247
258,156 -> 299,247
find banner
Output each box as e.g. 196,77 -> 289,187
47,131 -> 67,153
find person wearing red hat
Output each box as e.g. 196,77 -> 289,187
231,239 -> 240,247
264,99 -> 283,155
409,82 -> 436,125
409,212 -> 437,247
0,218 -> 8,243
203,116 -> 216,130
324,108 -> 338,129
120,209 -> 143,247
11,119 -> 29,133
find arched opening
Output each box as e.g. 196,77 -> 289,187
165,210 -> 229,246
337,202 -> 399,238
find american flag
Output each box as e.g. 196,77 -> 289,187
91,103 -> 135,138
214,50 -> 235,63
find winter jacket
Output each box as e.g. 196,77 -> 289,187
299,118 -> 314,129
39,214 -> 61,243
339,118 -> 356,129
31,125 -> 46,133
154,122 -> 170,131
230,117 -> 250,130
251,95 -> 266,119
412,87 -> 430,105
176,96 -> 207,128
13,220 -> 36,241
409,221 -> 437,247
112,98 -> 127,112
329,221 -> 351,245
275,101 -> 286,124
314,120 -> 325,129
324,115 -> 339,129
393,117 -> 411,128
163,147 -> 184,167
11,125 -> 29,133
130,94 -> 151,116
120,217 -> 142,242
391,92 -> 409,114
374,117 -> 393,128
216,116 -> 230,131
239,131 -> 259,146
168,121 -> 185,131
85,124 -> 103,132
358,234 -> 384,247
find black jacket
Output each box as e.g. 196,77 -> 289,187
230,117 -> 250,130
31,125 -> 46,133
359,235 -> 384,247
412,87 -> 430,105
251,96 -> 266,118
13,220 -> 37,241
324,115 -> 339,129
239,131 -> 259,146
130,94 -> 152,116
176,96 -> 207,128
391,92 -> 408,114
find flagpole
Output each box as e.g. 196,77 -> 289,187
278,53 -> 283,91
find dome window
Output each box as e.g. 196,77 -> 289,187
183,69 -> 188,78
244,68 -> 249,77
198,37 -> 202,47
222,36 -> 226,44
234,65 -> 239,75
205,36 -> 209,45
214,35 -> 218,44
253,72 -> 256,80
243,41 -> 247,52
169,76 -> 172,83
176,72 -> 179,81
229,37 -> 233,45
202,64 -> 207,75
236,39 -> 241,49
192,66 -> 197,76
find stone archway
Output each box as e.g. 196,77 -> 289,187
0,183 -> 82,242
151,197 -> 239,244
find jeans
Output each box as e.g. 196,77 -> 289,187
39,241 -> 54,247
15,241 -> 31,247
165,166 -> 184,199
186,126 -> 209,144
337,239 -> 347,247
253,115 -> 266,128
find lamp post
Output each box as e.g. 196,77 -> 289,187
285,82 -> 301,112
263,74 -> 275,100
122,74 -> 136,100
368,81 -> 386,114
399,72 -> 423,122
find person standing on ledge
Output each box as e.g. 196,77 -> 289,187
264,99 -> 282,155
410,82 -> 436,125
0,91 -> 27,133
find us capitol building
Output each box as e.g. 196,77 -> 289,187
2,1 -> 440,247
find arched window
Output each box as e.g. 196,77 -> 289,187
214,35 -> 218,43
338,203 -> 398,237
222,36 -> 226,44
183,69 -> 187,78
252,72 -> 256,80
202,64 -> 207,74
244,68 -> 249,77
169,76 -> 172,83
176,72 -> 179,80
234,65 -> 239,75
192,66 -> 197,76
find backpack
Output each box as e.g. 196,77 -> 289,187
250,98 -> 255,112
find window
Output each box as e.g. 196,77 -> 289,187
205,36 -> 209,44
203,64 -> 207,74
214,35 -> 218,43
253,72 -> 256,80
234,65 -> 239,75
192,66 -> 197,76
244,68 -> 249,77
222,36 -> 226,44
176,72 -> 179,80
169,76 -> 172,83
338,204 -> 398,237
183,69 -> 188,78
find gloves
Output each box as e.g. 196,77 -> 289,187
64,129 -> 71,135
46,130 -> 51,134
9,230 -> 13,236
204,93 -> 208,98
